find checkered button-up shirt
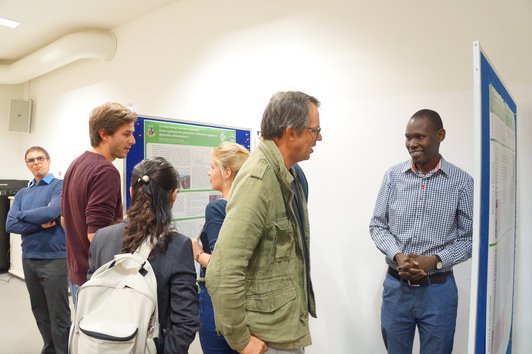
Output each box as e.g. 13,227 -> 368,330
369,158 -> 474,272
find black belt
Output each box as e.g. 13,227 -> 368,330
387,266 -> 450,287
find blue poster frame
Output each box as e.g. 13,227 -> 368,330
474,45 -> 517,354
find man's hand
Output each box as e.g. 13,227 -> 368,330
396,252 -> 427,281
239,335 -> 268,354
41,221 -> 56,229
407,254 -> 437,273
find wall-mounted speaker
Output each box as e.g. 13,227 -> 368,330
8,99 -> 32,133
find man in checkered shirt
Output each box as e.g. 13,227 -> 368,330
370,109 -> 473,354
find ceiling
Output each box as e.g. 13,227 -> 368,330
1,0 -> 531,94
0,0 -> 179,63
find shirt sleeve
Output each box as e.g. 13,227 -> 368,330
206,172 -> 270,351
6,190 -> 42,235
163,237 -> 200,354
369,171 -> 402,263
438,177 -> 474,267
16,180 -> 62,225
86,166 -> 122,233
203,201 -> 226,253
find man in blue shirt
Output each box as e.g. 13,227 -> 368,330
6,146 -> 70,354
370,109 -> 473,354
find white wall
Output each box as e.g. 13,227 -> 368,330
1,84 -> 27,178
302,89 -> 477,353
512,85 -> 532,352
1,0 -> 531,353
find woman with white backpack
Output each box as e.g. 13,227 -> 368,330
86,157 -> 200,353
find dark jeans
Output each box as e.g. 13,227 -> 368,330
381,272 -> 458,354
23,258 -> 71,354
199,284 -> 239,354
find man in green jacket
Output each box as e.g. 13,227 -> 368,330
206,91 -> 322,354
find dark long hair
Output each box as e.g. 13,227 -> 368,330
121,157 -> 179,253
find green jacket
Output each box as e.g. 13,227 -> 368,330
206,139 -> 316,350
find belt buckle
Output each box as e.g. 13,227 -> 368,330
407,279 -> 421,287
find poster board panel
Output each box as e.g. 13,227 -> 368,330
126,115 -> 251,238
470,41 -> 517,354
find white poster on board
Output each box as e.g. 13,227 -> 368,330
486,85 -> 515,354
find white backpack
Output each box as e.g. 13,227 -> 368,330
69,241 -> 159,354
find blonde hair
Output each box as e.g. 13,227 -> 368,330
212,142 -> 249,179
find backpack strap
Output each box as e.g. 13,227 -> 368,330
134,237 -> 160,346
135,238 -> 154,260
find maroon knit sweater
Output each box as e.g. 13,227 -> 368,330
61,151 -> 123,285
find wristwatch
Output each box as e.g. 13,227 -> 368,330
435,255 -> 443,270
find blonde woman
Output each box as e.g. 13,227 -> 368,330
192,142 -> 249,354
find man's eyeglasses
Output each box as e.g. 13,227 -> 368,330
307,126 -> 321,135
25,156 -> 48,165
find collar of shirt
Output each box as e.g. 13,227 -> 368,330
28,173 -> 54,187
403,158 -> 448,177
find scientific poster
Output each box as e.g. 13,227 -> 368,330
486,85 -> 516,354
126,116 -> 251,239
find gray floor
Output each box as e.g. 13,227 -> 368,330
0,272 -> 202,354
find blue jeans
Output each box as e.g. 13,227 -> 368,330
199,284 -> 238,354
381,272 -> 458,354
68,281 -> 80,306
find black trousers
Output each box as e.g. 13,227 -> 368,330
22,258 -> 71,354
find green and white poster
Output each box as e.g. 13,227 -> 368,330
126,116 -> 251,239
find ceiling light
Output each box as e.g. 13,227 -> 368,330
0,16 -> 22,29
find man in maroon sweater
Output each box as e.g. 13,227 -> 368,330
61,102 -> 137,304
